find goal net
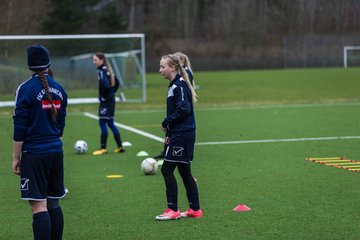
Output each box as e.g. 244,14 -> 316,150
0,34 -> 146,107
343,46 -> 360,68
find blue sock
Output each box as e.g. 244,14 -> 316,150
32,211 -> 51,240
49,207 -> 64,240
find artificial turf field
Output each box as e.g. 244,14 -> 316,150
1,67 -> 360,239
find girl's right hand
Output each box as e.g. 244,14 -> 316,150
12,158 -> 20,175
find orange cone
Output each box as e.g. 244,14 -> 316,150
233,204 -> 251,212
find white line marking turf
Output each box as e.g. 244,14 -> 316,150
196,136 -> 360,145
83,112 -> 360,146
84,112 -> 163,143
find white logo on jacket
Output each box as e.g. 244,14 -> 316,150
36,87 -> 64,101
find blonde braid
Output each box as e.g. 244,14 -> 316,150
38,71 -> 57,122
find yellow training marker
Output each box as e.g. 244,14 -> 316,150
318,161 -> 351,164
348,168 -> 360,171
306,157 -> 360,173
106,175 -> 124,179
326,162 -> 357,166
329,162 -> 360,166
345,167 -> 360,170
306,157 -> 343,160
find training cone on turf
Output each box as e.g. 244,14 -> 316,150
233,204 -> 251,212
136,151 -> 149,157
122,141 -> 132,147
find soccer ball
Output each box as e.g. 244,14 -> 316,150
141,158 -> 158,175
74,140 -> 88,154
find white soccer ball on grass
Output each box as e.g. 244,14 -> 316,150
141,158 -> 158,175
74,140 -> 88,154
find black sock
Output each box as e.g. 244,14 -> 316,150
178,164 -> 200,210
32,211 -> 51,240
162,161 -> 178,211
100,133 -> 107,149
48,207 -> 64,240
186,183 -> 200,211
166,189 -> 178,211
114,133 -> 122,147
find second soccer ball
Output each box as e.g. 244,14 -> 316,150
74,140 -> 88,154
141,158 -> 158,175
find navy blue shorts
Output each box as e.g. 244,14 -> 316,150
99,100 -> 115,119
20,152 -> 66,201
164,130 -> 195,164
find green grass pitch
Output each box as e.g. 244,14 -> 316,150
1,67 -> 360,239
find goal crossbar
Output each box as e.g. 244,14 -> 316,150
0,34 -> 145,40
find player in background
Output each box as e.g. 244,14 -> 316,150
155,54 -> 202,221
92,52 -> 125,155
153,52 -> 195,160
174,51 -> 196,86
12,44 -> 68,240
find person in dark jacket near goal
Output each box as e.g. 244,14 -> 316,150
92,52 -> 125,155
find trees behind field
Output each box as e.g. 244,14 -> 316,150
0,0 -> 359,70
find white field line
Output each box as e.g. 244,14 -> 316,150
84,112 -> 360,146
84,112 -> 164,143
114,101 -> 360,114
196,101 -> 360,112
196,136 -> 360,146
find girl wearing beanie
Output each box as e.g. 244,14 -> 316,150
12,44 -> 68,240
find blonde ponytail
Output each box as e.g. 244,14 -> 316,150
164,54 -> 197,103
180,66 -> 197,103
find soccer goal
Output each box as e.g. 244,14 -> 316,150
343,46 -> 360,68
0,34 -> 146,107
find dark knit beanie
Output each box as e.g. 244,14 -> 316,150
27,44 -> 51,71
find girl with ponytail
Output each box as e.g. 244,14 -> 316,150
13,44 -> 68,240
92,52 -> 124,155
155,54 -> 202,221
153,52 -> 197,160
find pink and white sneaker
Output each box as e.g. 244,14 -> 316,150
155,208 -> 181,221
180,208 -> 203,218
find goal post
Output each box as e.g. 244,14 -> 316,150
343,46 -> 360,68
0,34 -> 146,107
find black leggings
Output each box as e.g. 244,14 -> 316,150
161,161 -> 200,211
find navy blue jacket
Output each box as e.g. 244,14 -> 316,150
162,74 -> 196,132
13,73 -> 67,153
98,64 -> 115,102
